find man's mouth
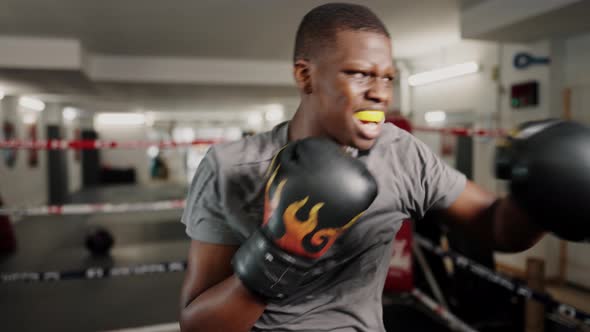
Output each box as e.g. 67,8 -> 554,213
353,110 -> 384,140
354,110 -> 385,124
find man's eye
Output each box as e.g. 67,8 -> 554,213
346,71 -> 369,79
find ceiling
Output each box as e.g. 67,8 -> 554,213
461,0 -> 590,42
0,0 -> 460,115
1,0 -> 460,60
0,68 -> 299,110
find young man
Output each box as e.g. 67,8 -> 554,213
179,3 -> 587,332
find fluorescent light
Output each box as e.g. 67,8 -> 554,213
63,107 -> 78,122
264,104 -> 285,122
22,112 -> 38,125
145,113 -> 156,127
247,113 -> 263,127
147,146 -> 159,158
172,127 -> 195,143
265,109 -> 284,122
424,110 -> 446,124
19,97 -> 46,111
95,113 -> 146,126
409,62 -> 480,86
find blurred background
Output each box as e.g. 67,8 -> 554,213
1,1 -> 589,331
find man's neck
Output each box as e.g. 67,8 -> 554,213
288,105 -> 360,158
287,105 -> 315,142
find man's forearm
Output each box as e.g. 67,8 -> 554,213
180,275 -> 267,332
491,196 -> 545,252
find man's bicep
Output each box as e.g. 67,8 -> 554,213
408,135 -> 467,219
442,180 -> 496,224
180,239 -> 238,309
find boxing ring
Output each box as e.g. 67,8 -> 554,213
0,125 -> 589,332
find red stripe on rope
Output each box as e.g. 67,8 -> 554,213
413,126 -> 507,138
0,139 -> 221,150
0,127 -> 507,151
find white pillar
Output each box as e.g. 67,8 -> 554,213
0,95 -> 19,168
1,95 -> 19,124
396,60 -> 412,117
41,102 -> 63,128
78,110 -> 95,131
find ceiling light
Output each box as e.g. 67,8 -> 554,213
19,97 -> 46,112
147,146 -> 160,158
22,112 -> 38,125
264,104 -> 285,122
95,113 -> 146,126
409,62 -> 480,86
63,107 -> 79,122
247,113 -> 263,127
145,113 -> 156,127
424,110 -> 446,124
172,127 -> 196,143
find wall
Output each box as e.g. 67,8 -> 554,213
491,40 -> 564,278
408,40 -> 499,189
561,31 -> 590,288
495,33 -> 590,287
565,32 -> 590,89
406,38 -> 566,278
0,97 -> 83,211
0,96 -> 47,208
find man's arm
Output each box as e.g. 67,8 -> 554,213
441,180 -> 545,253
179,240 -> 267,332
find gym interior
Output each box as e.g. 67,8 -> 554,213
1,1 -> 589,331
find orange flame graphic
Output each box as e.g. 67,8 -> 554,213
262,163 -> 364,258
262,165 -> 286,226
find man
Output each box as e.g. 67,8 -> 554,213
179,3 -> 586,332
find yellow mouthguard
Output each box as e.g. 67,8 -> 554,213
354,110 -> 384,123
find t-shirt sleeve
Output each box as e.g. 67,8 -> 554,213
180,149 -> 241,245
409,136 -> 467,220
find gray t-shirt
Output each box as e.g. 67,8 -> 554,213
181,121 -> 466,332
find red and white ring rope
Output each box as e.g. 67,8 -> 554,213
0,199 -> 186,217
413,126 -> 506,138
0,139 -> 220,150
0,127 -> 507,150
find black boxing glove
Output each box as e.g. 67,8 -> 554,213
495,119 -> 590,242
232,137 -> 378,301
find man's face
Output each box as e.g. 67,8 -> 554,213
308,30 -> 394,150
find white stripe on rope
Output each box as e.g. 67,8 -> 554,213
102,322 -> 180,332
415,235 -> 590,326
412,288 -> 479,332
0,139 -> 217,150
0,199 -> 186,217
0,126 -> 507,151
1,261 -> 187,283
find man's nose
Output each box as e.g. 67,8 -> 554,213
366,79 -> 391,104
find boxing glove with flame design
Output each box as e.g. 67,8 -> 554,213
232,137 -> 378,301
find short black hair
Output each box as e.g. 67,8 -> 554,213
293,3 -> 390,62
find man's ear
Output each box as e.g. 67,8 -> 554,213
294,59 -> 313,94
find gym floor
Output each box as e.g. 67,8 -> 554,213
0,184 -> 189,331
